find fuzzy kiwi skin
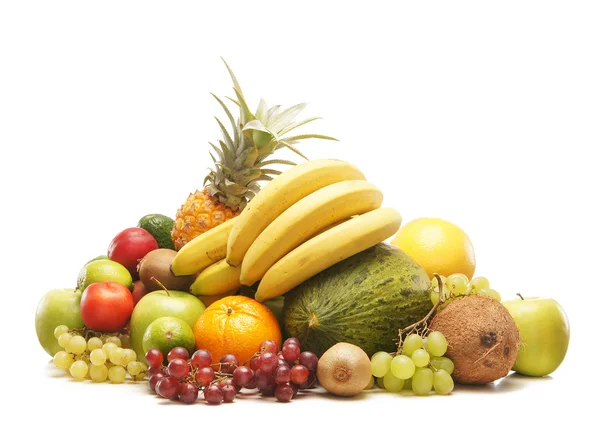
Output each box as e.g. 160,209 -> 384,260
429,296 -> 520,385
317,342 -> 372,397
138,249 -> 195,292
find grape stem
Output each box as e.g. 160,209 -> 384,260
187,364 -> 234,391
69,326 -> 127,341
243,352 -> 261,366
396,274 -> 446,354
210,361 -> 235,375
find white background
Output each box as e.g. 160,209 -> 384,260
1,1 -> 597,433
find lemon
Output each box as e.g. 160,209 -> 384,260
390,218 -> 475,280
77,259 -> 133,290
142,316 -> 195,357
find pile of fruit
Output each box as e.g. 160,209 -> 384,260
35,59 -> 571,404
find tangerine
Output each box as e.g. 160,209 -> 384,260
193,295 -> 282,365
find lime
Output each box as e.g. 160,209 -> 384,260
137,214 -> 175,250
142,316 -> 195,359
77,259 -> 133,291
85,255 -> 108,265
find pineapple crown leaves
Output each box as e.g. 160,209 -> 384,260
203,58 -> 338,210
220,58 -> 338,159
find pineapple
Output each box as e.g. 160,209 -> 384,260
171,60 -> 336,250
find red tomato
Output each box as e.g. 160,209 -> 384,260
108,228 -> 158,280
80,282 -> 134,332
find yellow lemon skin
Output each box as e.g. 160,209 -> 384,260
390,218 -> 476,280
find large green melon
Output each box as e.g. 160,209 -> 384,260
283,243 -> 431,357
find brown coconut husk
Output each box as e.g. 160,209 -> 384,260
429,295 -> 520,385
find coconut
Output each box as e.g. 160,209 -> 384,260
138,249 -> 195,292
429,296 -> 520,385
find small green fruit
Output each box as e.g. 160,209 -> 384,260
137,214 -> 175,250
142,316 -> 195,358
77,259 -> 133,290
85,255 -> 109,265
130,290 -> 205,363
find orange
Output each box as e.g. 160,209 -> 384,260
390,217 -> 476,280
192,295 -> 282,365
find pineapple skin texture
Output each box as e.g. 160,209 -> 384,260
172,189 -> 240,250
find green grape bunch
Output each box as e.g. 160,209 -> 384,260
430,273 -> 502,307
51,325 -> 147,383
369,330 -> 454,396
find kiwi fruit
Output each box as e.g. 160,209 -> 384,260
429,296 -> 520,385
316,342 -> 372,396
138,249 -> 194,291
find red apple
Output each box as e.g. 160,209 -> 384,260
132,280 -> 151,306
80,282 -> 134,332
108,228 -> 158,280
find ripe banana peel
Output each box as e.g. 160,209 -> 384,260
171,217 -> 238,276
240,179 -> 383,286
226,159 -> 365,267
254,208 -> 402,302
190,259 -> 241,296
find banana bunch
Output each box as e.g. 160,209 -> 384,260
172,159 -> 402,302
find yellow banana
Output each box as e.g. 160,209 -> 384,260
240,180 -> 383,286
255,208 -> 402,302
171,217 -> 238,276
190,259 -> 241,296
227,159 -> 365,267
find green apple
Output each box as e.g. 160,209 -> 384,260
35,289 -> 85,356
130,290 -> 205,363
503,296 -> 569,377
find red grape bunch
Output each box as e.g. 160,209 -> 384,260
146,337 -> 319,404
250,337 -> 318,402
